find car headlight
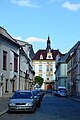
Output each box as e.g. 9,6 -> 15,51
26,103 -> 33,106
9,103 -> 16,106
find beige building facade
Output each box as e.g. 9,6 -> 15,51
33,36 -> 63,90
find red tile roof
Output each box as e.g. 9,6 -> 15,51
33,49 -> 64,60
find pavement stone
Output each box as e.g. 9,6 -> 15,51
0,98 -> 9,116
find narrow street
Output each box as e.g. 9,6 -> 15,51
0,94 -> 80,120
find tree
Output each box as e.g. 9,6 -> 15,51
34,76 -> 44,87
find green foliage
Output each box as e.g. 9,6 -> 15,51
34,76 -> 44,87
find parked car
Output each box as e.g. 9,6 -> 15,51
35,89 -> 44,101
38,89 -> 44,98
58,86 -> 66,91
54,89 -> 67,97
32,90 -> 41,107
57,86 -> 67,97
8,90 -> 36,113
57,89 -> 67,97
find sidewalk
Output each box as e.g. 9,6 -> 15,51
0,98 -> 9,116
0,93 -> 13,116
69,96 -> 80,102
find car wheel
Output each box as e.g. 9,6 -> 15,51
37,102 -> 41,107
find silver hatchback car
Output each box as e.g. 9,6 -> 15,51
8,90 -> 36,113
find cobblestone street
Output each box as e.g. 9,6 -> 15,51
0,94 -> 80,120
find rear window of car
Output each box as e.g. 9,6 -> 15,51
32,91 -> 37,96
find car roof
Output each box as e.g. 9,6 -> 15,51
58,86 -> 66,89
15,90 -> 32,93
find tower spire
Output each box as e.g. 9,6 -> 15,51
46,35 -> 51,50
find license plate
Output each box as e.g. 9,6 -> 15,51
16,106 -> 26,110
16,106 -> 22,109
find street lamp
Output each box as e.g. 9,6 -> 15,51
0,73 -> 4,86
0,73 -> 4,81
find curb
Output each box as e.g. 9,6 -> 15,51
0,108 -> 8,116
72,98 -> 80,102
69,97 -> 80,102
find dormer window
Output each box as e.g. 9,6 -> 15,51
46,51 -> 53,59
40,54 -> 43,59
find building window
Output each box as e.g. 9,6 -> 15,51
5,79 -> 8,92
39,65 -> 42,71
3,51 -> 7,70
40,54 -> 43,59
10,63 -> 12,71
50,68 -> 52,71
47,78 -> 49,80
50,65 -> 53,71
14,53 -> 18,72
46,66 -> 49,71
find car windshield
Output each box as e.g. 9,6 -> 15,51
32,91 -> 37,96
12,92 -> 33,99
35,90 -> 40,94
59,90 -> 66,93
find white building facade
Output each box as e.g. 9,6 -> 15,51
16,40 -> 35,90
0,27 -> 20,97
0,27 -> 34,97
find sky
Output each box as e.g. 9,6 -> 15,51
0,0 -> 80,54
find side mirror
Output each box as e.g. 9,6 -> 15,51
9,97 -> 12,99
33,96 -> 36,99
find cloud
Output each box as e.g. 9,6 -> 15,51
46,0 -> 61,4
62,1 -> 80,11
26,37 -> 46,43
11,0 -> 38,8
14,36 -> 22,40
13,36 -> 46,43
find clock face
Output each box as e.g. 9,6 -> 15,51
48,55 -> 51,58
